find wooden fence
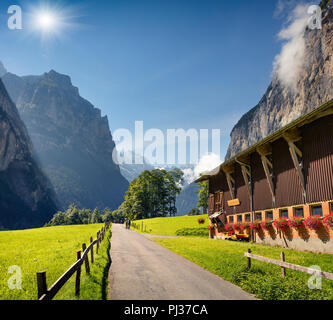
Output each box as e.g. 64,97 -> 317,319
131,221 -> 146,232
37,222 -> 111,300
245,249 -> 333,281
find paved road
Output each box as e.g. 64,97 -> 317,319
108,224 -> 256,300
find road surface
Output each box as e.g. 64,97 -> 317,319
108,224 -> 256,300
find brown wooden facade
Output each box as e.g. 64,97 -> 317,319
198,100 -> 333,253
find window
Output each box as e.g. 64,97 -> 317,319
311,205 -> 323,217
245,214 -> 251,222
256,212 -> 262,221
266,211 -> 273,221
294,207 -> 304,217
330,202 -> 333,212
229,216 -> 234,223
280,209 -> 289,218
237,215 -> 242,222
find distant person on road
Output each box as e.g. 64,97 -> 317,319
128,220 -> 131,229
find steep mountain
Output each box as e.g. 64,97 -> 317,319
175,182 -> 199,216
2,69 -> 129,210
0,79 -> 58,230
226,1 -> 333,159
0,61 -> 6,77
119,152 -> 155,183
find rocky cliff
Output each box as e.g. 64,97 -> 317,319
0,79 -> 58,230
226,0 -> 333,159
2,69 -> 129,210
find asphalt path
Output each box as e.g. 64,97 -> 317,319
108,224 -> 256,300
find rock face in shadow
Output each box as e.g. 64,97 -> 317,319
2,70 -> 129,211
226,1 -> 333,159
0,79 -> 58,230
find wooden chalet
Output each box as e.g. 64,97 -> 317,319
196,99 -> 333,253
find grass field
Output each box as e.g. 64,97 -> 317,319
0,224 -> 110,300
131,214 -> 209,237
153,237 -> 333,300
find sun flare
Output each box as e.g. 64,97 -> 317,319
37,13 -> 56,29
37,12 -> 57,30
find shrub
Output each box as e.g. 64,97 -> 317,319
176,227 -> 208,237
273,217 -> 289,231
304,215 -> 323,230
288,216 -> 304,229
323,213 -> 333,229
188,208 -> 201,216
197,218 -> 206,225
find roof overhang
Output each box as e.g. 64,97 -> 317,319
210,212 -> 222,219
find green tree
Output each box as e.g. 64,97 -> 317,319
197,181 -> 209,214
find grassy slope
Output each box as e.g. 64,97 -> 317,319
56,228 -> 111,300
153,238 -> 333,300
0,224 -> 109,300
131,214 -> 209,237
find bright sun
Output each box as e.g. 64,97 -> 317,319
37,12 -> 57,30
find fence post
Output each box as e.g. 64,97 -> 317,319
82,243 -> 90,275
247,249 -> 252,269
280,252 -> 286,278
75,251 -> 81,297
141,221 -> 143,232
90,237 -> 94,263
37,271 -> 47,299
96,232 -> 100,254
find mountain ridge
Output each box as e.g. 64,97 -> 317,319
2,69 -> 129,211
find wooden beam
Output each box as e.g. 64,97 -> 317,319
286,140 -> 306,197
222,163 -> 234,175
241,165 -> 251,199
256,143 -> 272,156
261,155 -> 275,205
225,172 -> 235,199
283,128 -> 302,142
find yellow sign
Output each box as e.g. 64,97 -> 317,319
228,199 -> 240,207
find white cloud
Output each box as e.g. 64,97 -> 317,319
182,153 -> 222,185
273,4 -> 309,88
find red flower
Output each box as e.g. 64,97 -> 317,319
261,220 -> 273,230
233,222 -> 243,232
225,223 -> 234,232
323,213 -> 333,229
288,216 -> 304,229
304,215 -> 322,230
250,220 -> 261,231
273,217 -> 289,230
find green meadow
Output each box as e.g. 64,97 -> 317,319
131,214 -> 209,237
153,237 -> 333,300
0,224 -> 110,300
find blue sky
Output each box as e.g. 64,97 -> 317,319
0,0 -> 305,162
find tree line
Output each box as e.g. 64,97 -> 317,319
47,169 -> 209,226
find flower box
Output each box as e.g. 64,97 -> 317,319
323,213 -> 333,229
288,216 -> 304,229
305,215 -> 323,230
273,217 -> 289,231
250,220 -> 261,231
225,223 -> 234,232
233,222 -> 243,232
261,220 -> 273,230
